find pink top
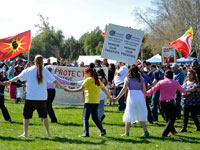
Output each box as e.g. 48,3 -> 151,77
146,78 -> 187,102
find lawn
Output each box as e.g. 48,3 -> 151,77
0,91 -> 199,150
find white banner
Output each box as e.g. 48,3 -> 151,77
101,24 -> 144,64
51,66 -> 108,105
162,46 -> 176,65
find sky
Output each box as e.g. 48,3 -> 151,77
0,0 -> 152,40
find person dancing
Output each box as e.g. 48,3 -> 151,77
146,70 -> 187,137
113,65 -> 149,137
45,65 -> 76,123
5,55 -> 66,137
64,68 -> 111,137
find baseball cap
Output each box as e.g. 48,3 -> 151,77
171,63 -> 179,69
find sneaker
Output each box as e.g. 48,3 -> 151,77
100,129 -> 107,136
180,128 -> 187,132
79,134 -> 89,138
121,133 -> 129,136
143,131 -> 149,137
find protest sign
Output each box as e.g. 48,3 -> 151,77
101,24 -> 144,64
162,46 -> 176,65
51,66 -> 108,105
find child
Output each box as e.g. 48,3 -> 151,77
64,68 -> 111,137
0,68 -> 12,121
97,69 -> 107,122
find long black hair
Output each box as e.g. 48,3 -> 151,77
127,65 -> 141,82
97,68 -> 107,85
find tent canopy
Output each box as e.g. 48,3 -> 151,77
146,54 -> 161,64
176,56 -> 200,63
43,57 -> 57,64
77,56 -> 116,65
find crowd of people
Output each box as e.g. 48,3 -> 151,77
0,55 -> 200,138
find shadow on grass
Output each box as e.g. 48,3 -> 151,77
40,136 -> 106,145
57,122 -> 83,127
0,136 -> 33,142
10,121 -> 42,126
54,106 -> 83,110
139,135 -> 200,144
104,110 -> 123,113
103,122 -> 141,128
106,136 -> 151,144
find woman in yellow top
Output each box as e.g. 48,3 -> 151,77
64,68 -> 111,137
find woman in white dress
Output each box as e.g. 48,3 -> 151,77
113,65 -> 149,136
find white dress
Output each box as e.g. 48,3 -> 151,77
123,77 -> 148,123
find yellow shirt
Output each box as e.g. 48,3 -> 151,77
82,77 -> 104,104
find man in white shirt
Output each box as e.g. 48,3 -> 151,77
114,62 -> 128,111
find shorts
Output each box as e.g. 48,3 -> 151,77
23,100 -> 47,119
16,87 -> 24,98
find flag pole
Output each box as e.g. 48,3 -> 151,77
28,30 -> 32,63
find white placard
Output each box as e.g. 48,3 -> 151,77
101,24 -> 144,64
51,66 -> 108,105
162,46 -> 176,65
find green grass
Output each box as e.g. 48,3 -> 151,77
0,91 -> 200,150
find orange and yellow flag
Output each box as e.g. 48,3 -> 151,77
0,30 -> 31,60
168,27 -> 193,58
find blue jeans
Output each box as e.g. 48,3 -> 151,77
97,99 -> 105,119
83,103 -> 104,136
151,90 -> 165,121
115,87 -> 126,111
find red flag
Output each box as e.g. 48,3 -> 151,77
0,30 -> 31,60
102,32 -> 107,36
168,27 -> 193,58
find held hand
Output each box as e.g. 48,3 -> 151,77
64,87 -> 70,92
4,81 -> 11,86
113,97 -> 118,103
70,82 -> 77,86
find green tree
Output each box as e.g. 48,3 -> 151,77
81,27 -> 104,55
61,36 -> 82,60
134,0 -> 200,58
28,14 -> 64,60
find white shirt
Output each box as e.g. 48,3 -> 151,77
114,65 -> 128,87
99,86 -> 107,100
18,66 -> 56,100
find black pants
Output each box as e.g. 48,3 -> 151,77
115,87 -> 126,111
146,96 -> 153,123
182,106 -> 200,130
0,95 -> 11,121
46,89 -> 57,122
83,103 -> 104,136
160,100 -> 176,136
175,91 -> 182,119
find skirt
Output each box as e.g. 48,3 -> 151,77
123,90 -> 148,123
